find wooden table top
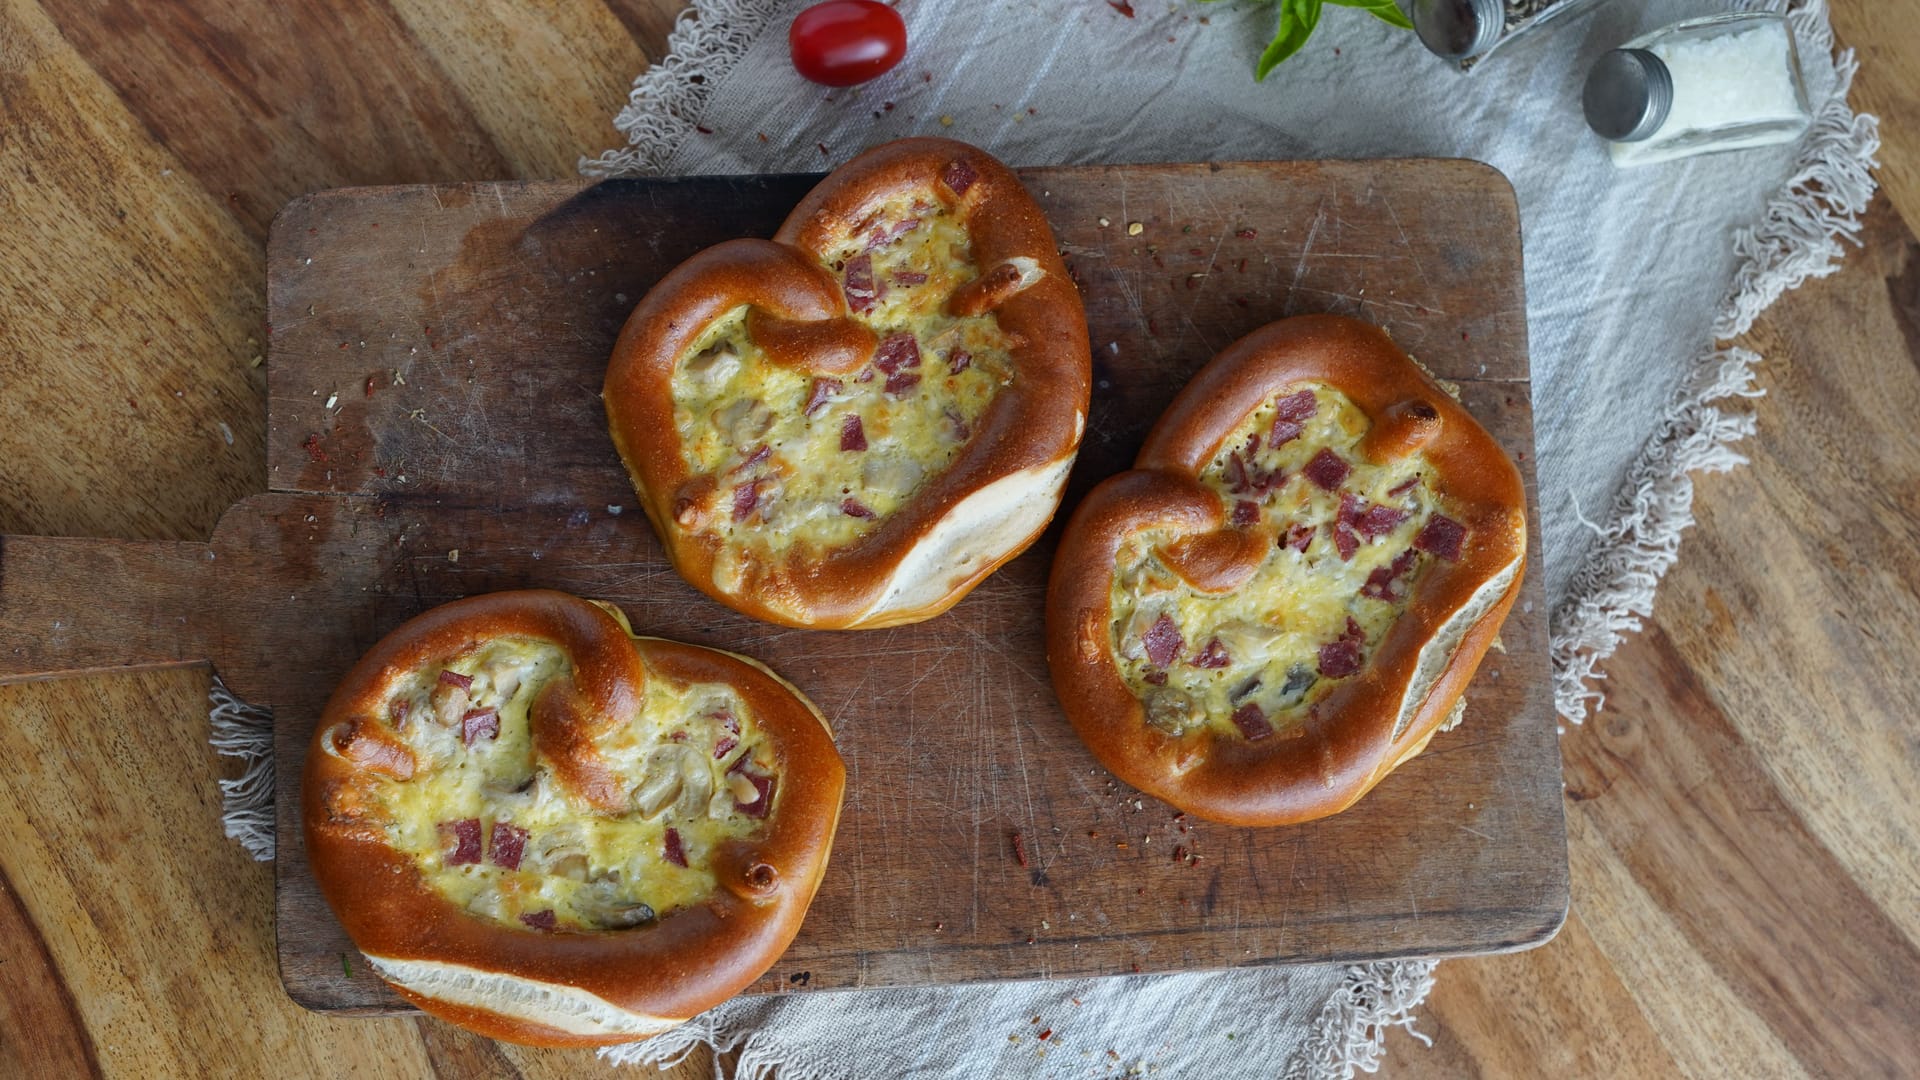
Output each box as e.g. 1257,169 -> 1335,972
0,1 -> 1913,1077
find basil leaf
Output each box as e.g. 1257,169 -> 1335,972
1255,0 -> 1323,81
1327,0 -> 1414,30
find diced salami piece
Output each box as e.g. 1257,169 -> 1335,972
714,735 -> 738,760
804,377 -> 843,417
890,269 -> 928,286
874,332 -> 920,374
840,414 -> 868,451
461,707 -> 500,745
733,768 -> 777,818
842,497 -> 877,519
843,254 -> 883,313
732,478 -> 762,521
388,698 -> 410,731
663,827 -> 688,868
945,407 -> 971,441
1283,523 -> 1315,553
1361,550 -> 1420,601
1230,703 -> 1274,741
1317,638 -> 1363,679
437,669 -> 473,691
439,818 -> 483,865
489,822 -> 527,869
733,444 -> 771,473
1273,389 -> 1318,422
1269,390 -> 1317,447
866,217 -> 922,250
1224,451 -> 1250,494
1143,670 -> 1169,686
885,369 -> 922,397
519,909 -> 557,931
1231,499 -> 1260,527
1413,514 -> 1468,561
947,348 -> 972,374
1339,493 -> 1410,540
714,709 -> 740,734
1142,613 -> 1184,668
1387,475 -> 1421,497
1189,639 -> 1231,669
1343,616 -> 1365,642
1332,523 -> 1359,561
942,158 -> 979,195
1303,448 -> 1351,491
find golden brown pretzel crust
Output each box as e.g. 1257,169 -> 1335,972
1045,316 -> 1527,826
604,137 -> 1091,628
302,590 -> 845,1045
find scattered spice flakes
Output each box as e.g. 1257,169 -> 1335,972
1172,845 -> 1188,862
1236,227 -> 1258,239
364,374 -> 378,397
1108,0 -> 1134,14
1011,830 -> 1029,868
301,433 -> 329,462
1037,1028 -> 1053,1041
695,124 -> 714,134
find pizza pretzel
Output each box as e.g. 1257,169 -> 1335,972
304,590 -> 844,1045
604,138 -> 1091,629
1046,316 -> 1528,827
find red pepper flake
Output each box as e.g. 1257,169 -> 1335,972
840,414 -> 868,451
1236,228 -> 1258,239
695,124 -> 713,134
1011,831 -> 1030,867
437,669 -> 473,691
664,827 -> 688,867
1109,2 -> 1136,17
461,707 -> 500,745
841,497 -> 877,519
757,132 -> 769,142
302,433 -> 329,462
1037,1029 -> 1052,1042
1172,845 -> 1188,861
519,909 -> 557,931
364,374 -> 377,397
818,142 -> 830,156
489,821 -> 527,869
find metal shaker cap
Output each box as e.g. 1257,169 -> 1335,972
1583,48 -> 1674,142
1410,0 -> 1506,61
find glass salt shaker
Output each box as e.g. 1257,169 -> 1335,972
1583,12 -> 1812,168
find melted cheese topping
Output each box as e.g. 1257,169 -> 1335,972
670,188 -> 1016,585
361,639 -> 778,933
1108,384 -> 1453,740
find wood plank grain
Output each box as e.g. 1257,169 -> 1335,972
0,0 -> 265,543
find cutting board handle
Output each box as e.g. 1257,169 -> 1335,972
0,534 -> 215,686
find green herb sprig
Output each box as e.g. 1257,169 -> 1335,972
1206,0 -> 1414,80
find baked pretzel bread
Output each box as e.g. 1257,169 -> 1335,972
1046,316 -> 1527,826
604,138 -> 1090,628
302,590 -> 844,1045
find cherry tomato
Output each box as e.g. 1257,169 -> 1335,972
789,1 -> 907,88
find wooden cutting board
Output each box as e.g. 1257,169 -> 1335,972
0,160 -> 1566,1015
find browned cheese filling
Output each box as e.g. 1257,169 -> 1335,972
1108,384 -> 1473,741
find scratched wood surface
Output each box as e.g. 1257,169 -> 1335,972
0,160 -> 1567,1016
2,0 -> 1915,1075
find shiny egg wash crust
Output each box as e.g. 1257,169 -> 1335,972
1109,383 -> 1474,741
671,188 -> 1014,580
365,638 -> 779,933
